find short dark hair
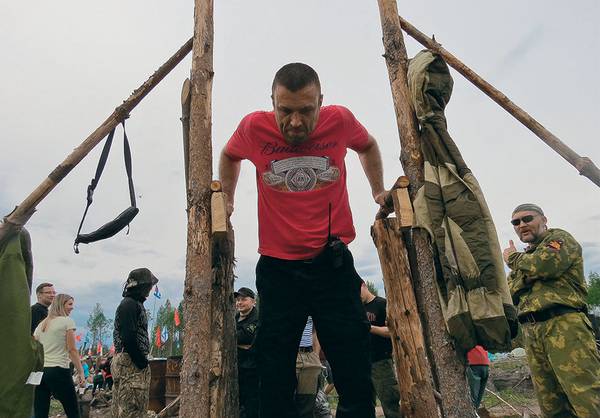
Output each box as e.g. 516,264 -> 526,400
272,63 -> 321,93
36,282 -> 54,294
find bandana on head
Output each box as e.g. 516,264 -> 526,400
512,203 -> 544,216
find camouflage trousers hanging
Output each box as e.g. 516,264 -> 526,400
111,353 -> 150,418
522,312 -> 600,417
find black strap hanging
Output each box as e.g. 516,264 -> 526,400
74,122 -> 139,253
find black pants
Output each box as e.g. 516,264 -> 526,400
34,366 -> 80,418
92,378 -> 104,395
239,367 -> 259,418
104,376 -> 113,391
255,248 -> 375,418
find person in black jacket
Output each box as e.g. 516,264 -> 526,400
31,282 -> 55,334
235,287 -> 259,418
111,268 -> 158,418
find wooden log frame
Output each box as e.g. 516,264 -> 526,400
397,15 -> 600,189
0,37 -> 193,243
180,0 -> 238,417
376,1 -> 476,416
371,184 -> 439,417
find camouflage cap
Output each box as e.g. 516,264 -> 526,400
512,203 -> 544,216
125,267 -> 158,289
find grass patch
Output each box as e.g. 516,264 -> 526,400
482,387 -> 535,409
491,359 -> 526,372
49,399 -> 64,415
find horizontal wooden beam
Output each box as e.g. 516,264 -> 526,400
0,37 -> 194,242
398,15 -> 600,188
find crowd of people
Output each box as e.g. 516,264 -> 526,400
24,268 -> 156,418
29,283 -> 114,417
9,62 -> 599,418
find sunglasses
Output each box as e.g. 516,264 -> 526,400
511,215 -> 537,226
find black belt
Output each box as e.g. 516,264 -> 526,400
518,305 -> 586,324
298,346 -> 313,353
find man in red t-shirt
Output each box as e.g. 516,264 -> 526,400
220,63 -> 385,418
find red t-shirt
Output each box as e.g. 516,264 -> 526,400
224,105 -> 369,260
467,345 -> 490,366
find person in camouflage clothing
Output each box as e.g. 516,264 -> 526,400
503,203 -> 600,417
111,268 -> 158,418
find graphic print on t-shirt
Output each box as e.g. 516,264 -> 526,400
262,156 -> 340,192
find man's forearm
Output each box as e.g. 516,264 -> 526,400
358,136 -> 385,200
219,150 -> 242,211
370,325 -> 391,338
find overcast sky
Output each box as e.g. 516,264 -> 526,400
2,1 -> 598,331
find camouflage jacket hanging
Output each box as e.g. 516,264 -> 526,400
408,50 -> 518,352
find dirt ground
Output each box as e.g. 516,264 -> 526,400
479,355 -> 541,418
49,355 -> 540,417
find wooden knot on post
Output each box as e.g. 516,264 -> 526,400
576,156 -> 600,179
114,104 -> 131,123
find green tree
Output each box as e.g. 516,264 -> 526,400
366,280 -> 379,297
86,303 -> 112,354
587,271 -> 600,308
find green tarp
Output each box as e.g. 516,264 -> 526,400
0,230 -> 43,418
409,50 -> 518,353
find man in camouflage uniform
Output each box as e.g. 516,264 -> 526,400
503,203 -> 600,417
112,268 -> 158,418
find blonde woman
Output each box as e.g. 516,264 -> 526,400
33,293 -> 85,418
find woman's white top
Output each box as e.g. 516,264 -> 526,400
34,316 -> 76,368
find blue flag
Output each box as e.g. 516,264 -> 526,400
161,327 -> 169,343
153,285 -> 161,299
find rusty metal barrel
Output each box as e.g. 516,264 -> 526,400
165,355 -> 182,406
148,358 -> 167,412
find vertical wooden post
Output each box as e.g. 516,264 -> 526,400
371,187 -> 438,417
377,1 -> 476,416
180,1 -> 238,417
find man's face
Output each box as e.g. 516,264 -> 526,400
511,210 -> 547,244
235,296 -> 255,315
272,83 -> 323,146
38,286 -> 56,307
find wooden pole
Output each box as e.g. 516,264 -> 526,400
371,187 -> 438,417
181,78 -> 191,189
180,0 -> 238,417
377,1 -> 476,417
397,15 -> 600,188
0,37 -> 193,242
